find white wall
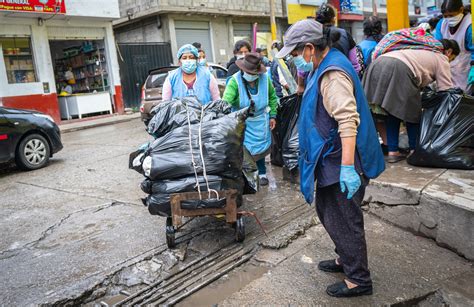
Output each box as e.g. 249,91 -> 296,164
0,17 -> 121,98
0,22 -> 55,98
65,0 -> 120,19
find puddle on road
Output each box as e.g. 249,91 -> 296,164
176,261 -> 269,307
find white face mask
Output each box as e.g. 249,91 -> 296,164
446,14 -> 463,27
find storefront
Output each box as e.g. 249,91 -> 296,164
0,0 -> 123,123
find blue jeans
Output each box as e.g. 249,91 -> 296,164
385,114 -> 419,152
256,158 -> 266,175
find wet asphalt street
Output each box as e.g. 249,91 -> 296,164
2,118 -> 471,306
0,118 -> 310,305
0,119 -> 160,305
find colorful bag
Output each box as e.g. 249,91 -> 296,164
372,27 -> 443,61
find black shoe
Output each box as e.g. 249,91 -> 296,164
386,154 -> 407,163
259,176 -> 269,186
326,281 -> 373,298
318,259 -> 344,273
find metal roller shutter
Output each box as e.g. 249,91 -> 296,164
175,21 -> 213,61
47,27 -> 105,40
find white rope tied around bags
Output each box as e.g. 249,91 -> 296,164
185,100 -> 203,200
198,105 -> 219,200
184,99 -> 219,201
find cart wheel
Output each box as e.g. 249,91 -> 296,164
166,217 -> 176,248
235,217 -> 245,243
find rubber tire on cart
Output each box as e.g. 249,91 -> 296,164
235,216 -> 245,243
166,217 -> 176,248
16,134 -> 51,171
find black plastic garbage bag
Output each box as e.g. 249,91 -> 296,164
128,142 -> 150,174
270,133 -> 284,167
147,97 -> 233,139
407,89 -> 474,170
145,194 -> 226,216
271,94 -> 301,170
141,175 -> 223,194
143,176 -> 244,216
142,110 -> 246,180
242,148 -> 259,194
201,99 -> 233,122
147,98 -> 200,138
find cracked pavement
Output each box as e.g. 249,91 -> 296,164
0,120 -> 161,305
1,118 -> 472,306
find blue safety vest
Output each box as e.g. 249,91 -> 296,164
168,66 -> 212,105
298,48 -> 385,204
358,38 -> 378,66
234,71 -> 271,156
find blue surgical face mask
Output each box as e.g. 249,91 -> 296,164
294,54 -> 314,72
198,58 -> 207,66
181,59 -> 197,74
243,72 -> 259,82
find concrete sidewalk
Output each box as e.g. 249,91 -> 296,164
220,215 -> 474,306
366,161 -> 474,260
59,112 -> 141,133
55,110 -> 474,261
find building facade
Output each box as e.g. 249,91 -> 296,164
0,0 -> 124,123
115,0 -> 441,64
114,0 -> 290,66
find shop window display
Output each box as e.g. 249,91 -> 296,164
1,37 -> 37,84
50,39 -> 113,120
50,40 -> 109,95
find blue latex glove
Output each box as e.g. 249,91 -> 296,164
340,165 -> 361,200
468,66 -> 474,85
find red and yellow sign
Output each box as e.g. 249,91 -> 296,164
0,0 -> 66,14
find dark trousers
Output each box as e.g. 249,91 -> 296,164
385,114 -> 420,152
315,177 -> 372,287
256,158 -> 266,175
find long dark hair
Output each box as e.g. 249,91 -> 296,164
233,40 -> 251,55
363,16 -> 384,42
441,0 -> 464,14
440,39 -> 461,55
316,3 -> 336,25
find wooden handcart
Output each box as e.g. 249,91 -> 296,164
165,189 -> 245,248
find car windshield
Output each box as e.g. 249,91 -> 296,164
211,66 -> 227,79
146,72 -> 169,89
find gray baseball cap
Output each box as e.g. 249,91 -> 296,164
276,19 -> 324,58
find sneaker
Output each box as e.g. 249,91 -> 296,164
259,175 -> 269,186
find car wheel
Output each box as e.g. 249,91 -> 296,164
16,134 -> 50,170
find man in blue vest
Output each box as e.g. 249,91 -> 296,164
276,19 -> 385,298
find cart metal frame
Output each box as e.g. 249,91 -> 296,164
165,189 -> 245,248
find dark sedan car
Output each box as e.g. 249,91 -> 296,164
0,107 -> 63,170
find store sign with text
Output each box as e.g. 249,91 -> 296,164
340,0 -> 363,15
0,0 -> 66,14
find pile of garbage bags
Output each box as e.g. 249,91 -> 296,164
408,89 -> 474,170
271,94 -> 301,171
130,97 -> 258,217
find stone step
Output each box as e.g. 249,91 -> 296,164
365,161 -> 474,260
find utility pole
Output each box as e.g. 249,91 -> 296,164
372,0 -> 378,16
387,0 -> 409,31
270,0 -> 277,41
